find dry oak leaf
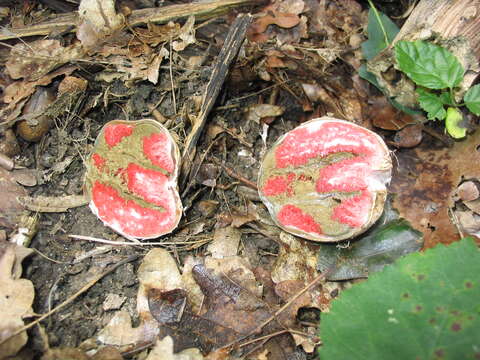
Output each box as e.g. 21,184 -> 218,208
0,244 -> 34,358
390,129 -> 480,248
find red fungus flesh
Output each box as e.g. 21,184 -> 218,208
258,117 -> 392,242
85,119 -> 181,240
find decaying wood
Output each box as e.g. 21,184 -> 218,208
19,194 -> 88,212
0,0 -> 254,41
180,13 -> 253,189
367,0 -> 480,110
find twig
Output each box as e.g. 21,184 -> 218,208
67,234 -> 208,246
180,13 -> 253,188
238,329 -> 290,348
211,156 -> 257,190
0,254 -> 139,346
169,40 -> 177,114
0,0 -> 254,41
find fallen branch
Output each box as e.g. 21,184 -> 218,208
0,0 -> 254,41
180,13 -> 253,188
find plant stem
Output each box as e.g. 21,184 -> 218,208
367,0 -> 390,47
449,87 -> 457,106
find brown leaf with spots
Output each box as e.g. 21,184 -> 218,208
390,130 -> 480,248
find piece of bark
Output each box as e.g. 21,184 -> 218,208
18,194 -> 88,212
367,0 -> 480,110
180,13 -> 253,189
0,0 -> 254,41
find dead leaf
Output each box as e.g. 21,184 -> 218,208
207,226 -> 241,258
0,65 -> 77,128
146,336 -> 203,360
172,16 -> 196,52
455,211 -> 480,237
195,200 -> 219,218
456,181 -> 479,202
95,249 -> 183,351
0,243 -> 34,358
12,169 -> 38,187
0,167 -> 27,229
6,40 -> 83,81
246,104 -> 284,123
391,129 -> 480,247
103,293 -> 126,312
251,11 -> 300,34
57,76 -> 88,95
41,346 -> 123,360
77,0 -> 124,49
391,124 -> 423,148
271,232 -> 341,352
369,97 -> 415,130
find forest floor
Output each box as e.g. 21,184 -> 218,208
0,0 -> 479,359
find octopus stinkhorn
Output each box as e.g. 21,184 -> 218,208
85,119 -> 182,240
258,117 -> 392,242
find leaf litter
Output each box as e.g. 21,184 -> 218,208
0,0 -> 478,358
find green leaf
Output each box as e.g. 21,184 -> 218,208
318,238 -> 480,360
361,8 -> 399,61
416,88 -> 446,120
317,218 -> 423,281
445,107 -> 466,139
359,65 -> 423,116
358,64 -> 382,89
464,84 -> 480,115
394,40 -> 464,89
439,92 -> 455,106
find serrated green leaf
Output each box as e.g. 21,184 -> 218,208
318,238 -> 480,360
361,8 -> 399,61
439,92 -> 455,106
416,88 -> 446,120
317,218 -> 423,281
395,40 -> 464,89
445,107 -> 466,139
464,84 -> 480,115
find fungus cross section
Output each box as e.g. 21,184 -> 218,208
258,118 -> 391,242
86,120 -> 181,240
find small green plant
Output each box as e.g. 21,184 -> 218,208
395,40 -> 480,138
360,2 -> 480,139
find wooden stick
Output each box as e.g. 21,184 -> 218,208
0,0 -> 254,41
180,13 -> 253,188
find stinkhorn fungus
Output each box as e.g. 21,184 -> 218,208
258,117 -> 392,242
85,119 -> 182,240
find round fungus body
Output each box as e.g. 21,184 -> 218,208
258,117 -> 392,242
85,119 -> 182,240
